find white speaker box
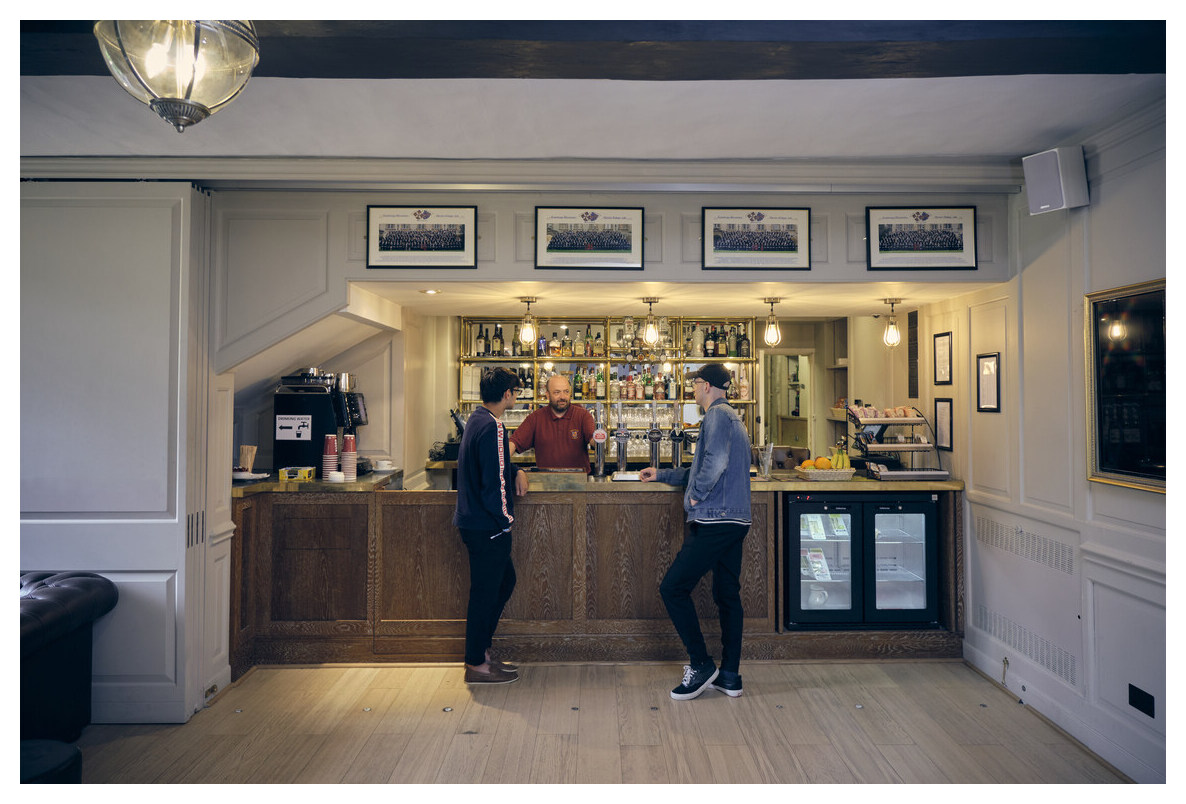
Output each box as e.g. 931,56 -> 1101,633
1022,145 -> 1089,215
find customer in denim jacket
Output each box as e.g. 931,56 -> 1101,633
640,362 -> 751,700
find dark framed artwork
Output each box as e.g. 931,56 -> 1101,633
1085,278 -> 1165,492
535,207 -> 644,269
866,206 -> 977,270
934,398 -> 953,451
933,331 -> 953,385
976,352 -> 1000,412
366,205 -> 477,268
701,207 -> 811,270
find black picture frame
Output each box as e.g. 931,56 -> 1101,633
866,206 -> 977,270
934,398 -> 953,451
1085,279 -> 1165,492
366,205 -> 477,268
534,206 -> 644,269
933,331 -> 953,385
701,207 -> 811,270
976,352 -> 1000,412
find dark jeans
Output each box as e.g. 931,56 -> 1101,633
460,528 -> 517,667
659,521 -> 749,673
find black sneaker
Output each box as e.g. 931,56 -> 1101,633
709,670 -> 743,697
670,662 -> 718,700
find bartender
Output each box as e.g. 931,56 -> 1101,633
510,373 -> 596,473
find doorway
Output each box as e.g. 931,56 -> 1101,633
762,351 -> 813,453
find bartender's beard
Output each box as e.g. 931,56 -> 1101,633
549,399 -> 569,415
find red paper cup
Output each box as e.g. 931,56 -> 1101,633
343,434 -> 356,452
324,433 -> 338,455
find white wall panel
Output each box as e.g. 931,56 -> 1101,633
91,571 -> 178,686
968,298 -> 1010,497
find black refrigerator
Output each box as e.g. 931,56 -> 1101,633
784,493 -> 939,628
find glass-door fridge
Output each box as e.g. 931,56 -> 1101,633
785,493 -> 939,628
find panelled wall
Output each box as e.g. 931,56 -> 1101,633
889,103 -> 1165,783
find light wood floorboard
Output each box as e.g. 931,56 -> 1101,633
75,660 -> 1129,784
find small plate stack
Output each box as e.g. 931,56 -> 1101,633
322,433 -> 339,478
341,433 -> 357,482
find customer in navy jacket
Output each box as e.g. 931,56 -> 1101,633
641,362 -> 751,700
453,367 -> 529,684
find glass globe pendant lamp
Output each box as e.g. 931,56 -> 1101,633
763,298 -> 782,346
882,299 -> 902,348
93,20 -> 260,132
642,298 -> 660,346
518,297 -> 538,346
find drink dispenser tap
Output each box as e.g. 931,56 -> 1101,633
647,403 -> 663,470
592,403 -> 608,477
669,407 -> 685,468
613,402 -> 630,473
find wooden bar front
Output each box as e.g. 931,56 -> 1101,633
230,483 -> 963,678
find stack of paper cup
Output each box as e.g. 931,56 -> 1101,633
322,433 -> 339,478
341,433 -> 357,482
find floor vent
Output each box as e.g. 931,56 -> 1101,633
974,515 -> 1075,574
975,605 -> 1078,686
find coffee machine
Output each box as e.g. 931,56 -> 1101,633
273,368 -> 369,477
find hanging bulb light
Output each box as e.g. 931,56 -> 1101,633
642,298 -> 660,346
763,298 -> 782,346
518,297 -> 538,345
94,21 -> 260,132
1106,315 -> 1128,342
882,298 -> 902,348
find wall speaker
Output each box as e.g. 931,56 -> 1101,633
1022,145 -> 1089,215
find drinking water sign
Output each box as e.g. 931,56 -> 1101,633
276,415 -> 312,440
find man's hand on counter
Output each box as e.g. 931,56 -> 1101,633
639,467 -> 657,482
515,469 -> 529,497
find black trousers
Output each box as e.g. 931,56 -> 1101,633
460,528 -> 517,667
659,521 -> 749,673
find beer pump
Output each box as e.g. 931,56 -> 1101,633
669,407 -> 686,468
647,403 -> 663,470
592,403 -> 608,477
613,402 -> 630,474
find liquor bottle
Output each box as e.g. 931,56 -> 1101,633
539,369 -> 550,399
561,331 -> 573,357
491,325 -> 503,357
653,372 -> 666,400
739,365 -> 750,400
549,332 -> 561,356
609,371 -> 620,401
592,331 -> 605,357
667,373 -> 678,400
644,368 -> 654,399
727,325 -> 738,357
572,326 -> 584,357
538,333 -> 547,357
582,369 -> 591,398
691,322 -> 705,357
738,324 -> 751,358
584,325 -> 594,356
596,368 -> 606,399
704,326 -> 716,357
511,325 -> 521,356
573,368 -> 583,400
475,326 -> 486,357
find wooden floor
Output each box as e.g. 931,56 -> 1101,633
76,660 -> 1127,784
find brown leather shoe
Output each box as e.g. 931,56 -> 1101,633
487,652 -> 518,672
465,664 -> 519,685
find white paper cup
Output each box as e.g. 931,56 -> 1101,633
326,471 -> 345,483
376,460 -> 394,470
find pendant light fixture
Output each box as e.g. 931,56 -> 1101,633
763,298 -> 782,346
518,297 -> 538,345
641,298 -> 660,346
881,298 -> 903,348
93,20 -> 260,132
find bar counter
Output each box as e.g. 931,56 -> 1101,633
229,475 -> 963,679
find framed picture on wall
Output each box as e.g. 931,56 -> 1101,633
366,205 -> 477,268
976,352 -> 1000,412
933,331 -> 953,385
865,206 -> 977,270
701,207 -> 811,270
535,207 -> 644,269
934,398 -> 953,451
1085,278 -> 1165,492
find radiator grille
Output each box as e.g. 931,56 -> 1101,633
974,515 -> 1075,574
974,605 -> 1078,685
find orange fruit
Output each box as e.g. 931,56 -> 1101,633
814,456 -> 833,470
799,459 -> 814,470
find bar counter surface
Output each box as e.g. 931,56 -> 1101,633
229,473 -> 964,679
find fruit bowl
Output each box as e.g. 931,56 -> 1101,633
792,467 -> 857,481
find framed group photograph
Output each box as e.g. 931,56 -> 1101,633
535,207 -> 644,269
934,398 -> 953,451
976,352 -> 1000,412
1085,278 -> 1165,492
367,206 -> 477,268
866,206 -> 977,270
701,207 -> 811,270
933,331 -> 953,385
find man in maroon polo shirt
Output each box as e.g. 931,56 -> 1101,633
510,373 -> 596,472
